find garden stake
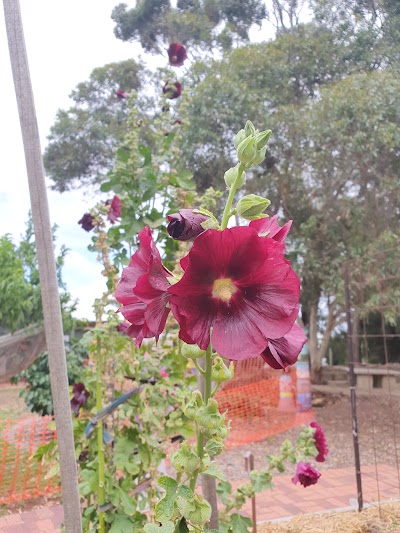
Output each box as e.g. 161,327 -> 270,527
3,1 -> 82,530
245,451 -> 257,533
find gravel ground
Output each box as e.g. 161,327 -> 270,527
215,385 -> 400,481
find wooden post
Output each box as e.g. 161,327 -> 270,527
3,1 -> 82,531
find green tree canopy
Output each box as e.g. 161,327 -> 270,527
44,59 -> 144,192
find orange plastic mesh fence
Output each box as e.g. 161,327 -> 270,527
215,359 -> 314,447
0,416 -> 60,504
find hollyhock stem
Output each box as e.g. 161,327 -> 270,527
96,337 -> 106,533
193,359 -> 205,375
221,163 -> 245,230
190,344 -> 213,491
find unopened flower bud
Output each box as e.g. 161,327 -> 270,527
181,343 -> 205,360
237,194 -> 271,220
252,145 -> 268,166
171,441 -> 200,474
211,356 -> 234,383
234,128 -> 247,149
224,164 -> 246,189
254,129 -> 271,149
205,437 -> 224,456
237,136 -> 257,164
167,209 -> 209,241
244,120 -> 256,137
214,418 -> 230,439
196,399 -> 224,431
182,390 -> 203,419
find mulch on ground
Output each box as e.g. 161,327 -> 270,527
258,502 -> 400,532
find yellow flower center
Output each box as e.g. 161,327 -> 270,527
211,278 -> 237,302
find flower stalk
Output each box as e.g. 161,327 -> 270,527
96,337 -> 106,533
221,163 -> 245,230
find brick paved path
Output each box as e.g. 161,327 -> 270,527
0,464 -> 399,532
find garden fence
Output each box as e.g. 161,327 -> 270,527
0,416 -> 60,504
344,246 -> 400,511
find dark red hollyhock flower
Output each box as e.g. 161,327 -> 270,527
168,227 -> 300,360
292,462 -> 321,488
167,209 -> 209,241
250,215 -> 292,243
310,422 -> 329,462
70,383 -> 90,416
107,195 -> 121,223
78,213 -> 95,232
261,322 -> 306,370
163,81 -> 182,100
116,89 -> 127,99
115,227 -> 172,347
168,43 -> 187,67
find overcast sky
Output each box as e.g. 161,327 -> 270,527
0,1 -> 146,319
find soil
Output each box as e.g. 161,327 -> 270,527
215,385 -> 400,481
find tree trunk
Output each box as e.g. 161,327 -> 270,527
309,302 -> 323,383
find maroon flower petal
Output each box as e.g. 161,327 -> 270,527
116,89 -> 127,99
169,227 -> 300,359
107,195 -> 121,223
250,215 -> 292,243
310,422 -> 329,462
167,43 -> 187,67
261,322 -> 306,369
115,226 -> 171,346
291,462 -> 321,488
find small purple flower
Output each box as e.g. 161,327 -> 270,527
116,89 -> 127,99
106,195 -> 121,223
70,383 -> 90,416
310,421 -> 329,462
167,209 -> 209,241
292,462 -> 321,488
167,43 -> 187,67
163,81 -> 182,100
78,213 -> 95,232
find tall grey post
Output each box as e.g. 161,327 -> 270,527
3,0 -> 82,530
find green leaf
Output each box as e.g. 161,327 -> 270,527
202,461 -> 225,481
178,517 -> 189,533
109,515 -> 135,533
230,513 -> 253,532
155,476 -> 178,522
118,487 -> 136,516
138,144 -> 152,166
144,521 -> 175,533
250,470 -> 273,492
175,170 -> 196,190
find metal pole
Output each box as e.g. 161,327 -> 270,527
344,262 -> 363,512
3,1 -> 82,530
244,451 -> 257,532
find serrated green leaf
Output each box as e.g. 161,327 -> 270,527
202,461 -> 225,481
230,513 -> 253,532
118,487 -> 136,516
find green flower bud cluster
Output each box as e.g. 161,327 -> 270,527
234,121 -> 271,167
236,194 -> 271,220
171,441 -> 200,475
196,399 -> 230,438
211,356 -> 234,383
205,437 -> 224,457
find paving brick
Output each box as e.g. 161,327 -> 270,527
34,519 -> 57,532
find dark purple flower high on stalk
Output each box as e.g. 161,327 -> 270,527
107,195 -> 121,223
70,383 -> 90,416
116,89 -> 127,99
78,213 -> 95,232
167,43 -> 187,67
167,209 -> 209,241
163,81 -> 182,99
